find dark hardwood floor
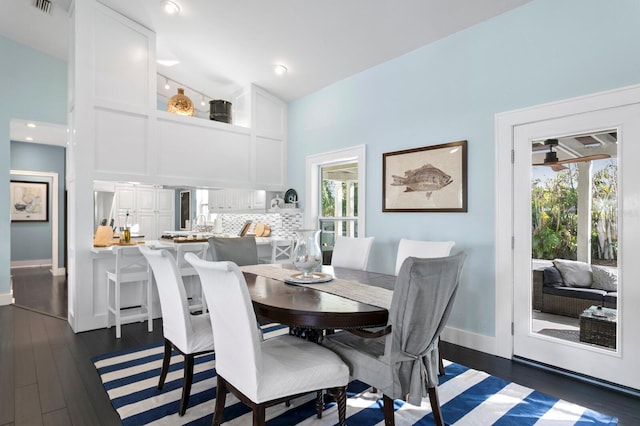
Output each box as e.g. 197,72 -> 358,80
11,267 -> 68,319
2,269 -> 638,425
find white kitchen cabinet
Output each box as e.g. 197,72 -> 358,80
253,190 -> 266,210
115,184 -> 136,212
114,184 -> 175,239
207,188 -> 267,212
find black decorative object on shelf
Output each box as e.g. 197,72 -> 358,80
209,100 -> 232,123
284,188 -> 298,204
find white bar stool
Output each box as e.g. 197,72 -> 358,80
106,245 -> 153,338
259,239 -> 294,264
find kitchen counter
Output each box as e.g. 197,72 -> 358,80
91,235 -> 289,254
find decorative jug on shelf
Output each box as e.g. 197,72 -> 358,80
292,229 -> 322,278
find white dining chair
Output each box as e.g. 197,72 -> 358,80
106,245 -> 153,338
330,236 -> 375,270
185,253 -> 349,425
175,242 -> 208,313
395,239 -> 455,275
138,246 -> 215,417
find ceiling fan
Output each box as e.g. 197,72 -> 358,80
533,139 -> 611,171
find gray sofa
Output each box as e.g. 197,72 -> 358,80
532,260 -> 617,318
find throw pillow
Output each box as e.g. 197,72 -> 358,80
591,265 -> 618,292
542,266 -> 563,286
553,259 -> 592,288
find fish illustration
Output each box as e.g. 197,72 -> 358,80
391,164 -> 453,199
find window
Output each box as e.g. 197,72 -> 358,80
305,146 -> 366,264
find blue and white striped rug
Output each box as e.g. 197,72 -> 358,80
92,325 -> 617,425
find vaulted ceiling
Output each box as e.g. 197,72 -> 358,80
2,0 -> 534,104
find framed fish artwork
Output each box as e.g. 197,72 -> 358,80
383,140 -> 467,212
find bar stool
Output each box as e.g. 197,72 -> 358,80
259,239 -> 294,264
106,245 -> 153,338
175,242 -> 209,313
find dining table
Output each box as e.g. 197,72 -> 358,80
239,264 -> 396,342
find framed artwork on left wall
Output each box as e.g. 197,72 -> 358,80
10,180 -> 49,222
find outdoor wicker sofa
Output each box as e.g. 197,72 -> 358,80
532,260 -> 617,318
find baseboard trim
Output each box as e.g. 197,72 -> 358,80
11,259 -> 52,269
441,325 -> 499,356
51,267 -> 66,276
0,291 -> 14,306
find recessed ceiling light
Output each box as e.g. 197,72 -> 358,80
273,64 -> 288,76
26,122 -> 36,128
161,0 -> 181,15
157,59 -> 180,67
25,136 -> 33,141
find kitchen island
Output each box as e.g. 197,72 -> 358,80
91,235 -> 293,332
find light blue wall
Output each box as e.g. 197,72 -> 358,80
1,36 -> 67,297
10,141 -> 66,265
287,0 -> 640,336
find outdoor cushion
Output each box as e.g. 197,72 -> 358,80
553,259 -> 592,288
542,266 -> 563,286
591,265 -> 618,292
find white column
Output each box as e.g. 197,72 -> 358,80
576,162 -> 592,263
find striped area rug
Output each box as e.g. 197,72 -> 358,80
92,325 -> 617,425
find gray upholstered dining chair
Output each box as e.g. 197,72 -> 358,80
185,253 -> 350,425
330,236 -> 375,270
322,252 -> 466,426
208,236 -> 258,266
138,246 -> 215,417
394,238 -> 456,375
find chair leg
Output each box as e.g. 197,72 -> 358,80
157,339 -> 172,390
253,405 -> 266,426
146,268 -> 153,332
438,338 -> 445,376
428,386 -> 444,426
315,390 -> 323,418
382,394 -> 395,426
213,376 -> 227,426
328,386 -> 347,426
179,354 -> 195,416
115,279 -> 121,339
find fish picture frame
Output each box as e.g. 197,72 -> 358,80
383,140 -> 467,212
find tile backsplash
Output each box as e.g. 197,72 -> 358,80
220,211 -> 303,239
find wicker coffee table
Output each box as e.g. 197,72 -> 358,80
579,305 -> 617,349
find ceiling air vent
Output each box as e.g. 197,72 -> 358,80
33,0 -> 54,15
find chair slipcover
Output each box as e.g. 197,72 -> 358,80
331,236 -> 375,270
395,239 -> 455,275
208,236 -> 258,266
138,246 -> 214,415
185,253 -> 349,423
323,252 -> 466,410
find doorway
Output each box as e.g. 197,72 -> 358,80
495,85 -> 640,391
9,119 -> 68,319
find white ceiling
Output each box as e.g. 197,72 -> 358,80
1,0 -> 534,106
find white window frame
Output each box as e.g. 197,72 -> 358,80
305,145 -> 366,235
